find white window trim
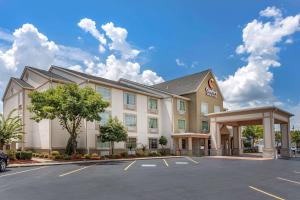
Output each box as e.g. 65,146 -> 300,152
124,113 -> 137,132
201,102 -> 209,115
148,97 -> 158,114
124,92 -> 137,110
148,117 -> 158,133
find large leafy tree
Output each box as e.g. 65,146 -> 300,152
29,84 -> 109,155
291,130 -> 300,148
99,117 -> 127,155
242,125 -> 263,147
0,109 -> 23,149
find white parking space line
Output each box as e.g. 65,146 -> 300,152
249,186 -> 285,200
185,157 -> 199,164
175,162 -> 189,165
124,160 -> 136,171
294,171 -> 300,174
59,165 -> 93,177
163,159 -> 169,167
277,177 -> 300,185
141,164 -> 157,167
0,166 -> 48,178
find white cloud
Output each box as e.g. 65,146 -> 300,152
0,29 -> 14,42
101,22 -> 140,59
285,38 -> 293,44
259,6 -> 282,18
78,18 -> 106,45
175,58 -> 185,67
68,65 -> 83,72
219,7 -> 300,109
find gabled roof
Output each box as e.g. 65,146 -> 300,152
2,77 -> 34,101
50,65 -> 165,98
11,78 -> 34,89
22,66 -> 73,83
152,69 -> 211,95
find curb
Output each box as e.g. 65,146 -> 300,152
8,156 -> 184,168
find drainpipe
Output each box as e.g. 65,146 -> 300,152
49,79 -> 53,154
86,79 -> 89,154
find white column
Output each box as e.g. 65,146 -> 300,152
263,112 -> 276,158
188,137 -> 193,156
210,119 -> 222,156
232,126 -> 242,156
280,123 -> 291,158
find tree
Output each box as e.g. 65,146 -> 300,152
29,84 -> 109,155
291,130 -> 300,148
159,136 -> 168,149
99,117 -> 127,155
242,125 -> 263,147
0,109 -> 23,149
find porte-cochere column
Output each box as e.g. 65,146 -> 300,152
263,112 -> 276,158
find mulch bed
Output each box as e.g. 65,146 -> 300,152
9,160 -> 41,164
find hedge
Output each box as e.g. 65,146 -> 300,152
15,151 -> 33,160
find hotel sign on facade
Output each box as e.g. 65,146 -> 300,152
205,78 -> 217,97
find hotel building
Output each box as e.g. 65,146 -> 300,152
2,66 -> 293,158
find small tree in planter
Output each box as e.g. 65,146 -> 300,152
159,136 -> 168,155
99,117 -> 127,156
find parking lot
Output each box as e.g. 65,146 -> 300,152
0,157 -> 300,200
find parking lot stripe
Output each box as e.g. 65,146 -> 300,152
163,159 -> 169,167
294,171 -> 300,174
124,160 -> 136,171
0,166 -> 48,178
175,162 -> 188,165
59,165 -> 93,177
141,164 -> 156,167
249,186 -> 285,200
277,177 -> 300,185
185,157 -> 199,164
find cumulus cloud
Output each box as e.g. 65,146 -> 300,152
175,58 -> 185,67
101,22 -> 140,59
219,7 -> 300,109
78,18 -> 106,45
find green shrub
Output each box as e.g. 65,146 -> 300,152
84,154 -> 91,159
135,152 -> 143,157
51,151 -> 60,156
112,154 -> 122,159
53,155 -> 63,160
16,151 -> 33,160
43,154 -> 49,159
63,155 -> 71,160
76,154 -> 82,159
7,150 -> 16,160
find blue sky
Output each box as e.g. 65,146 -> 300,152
0,0 -> 300,128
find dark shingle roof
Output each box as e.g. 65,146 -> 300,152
28,66 -> 73,83
51,66 -> 164,98
12,78 -> 34,89
152,69 -> 211,95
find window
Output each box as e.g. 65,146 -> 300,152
214,105 -> 221,113
127,138 -> 137,149
201,102 -> 208,115
96,86 -> 111,101
124,114 -> 137,131
177,99 -> 186,113
182,139 -> 187,149
148,98 -> 158,113
124,92 -> 136,110
99,112 -> 111,126
149,138 -> 158,149
148,118 -> 158,133
178,119 -> 186,130
96,136 -> 110,149
202,121 -> 209,132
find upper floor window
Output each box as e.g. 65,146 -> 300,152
202,121 -> 209,132
124,92 -> 136,110
148,98 -> 158,113
96,86 -> 111,101
124,114 -> 137,131
201,102 -> 208,115
214,105 -> 221,113
178,119 -> 186,131
99,111 -> 111,126
148,117 -> 158,133
177,99 -> 186,114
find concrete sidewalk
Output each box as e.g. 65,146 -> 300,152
8,156 -> 184,168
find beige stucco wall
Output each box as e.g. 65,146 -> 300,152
173,97 -> 189,133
